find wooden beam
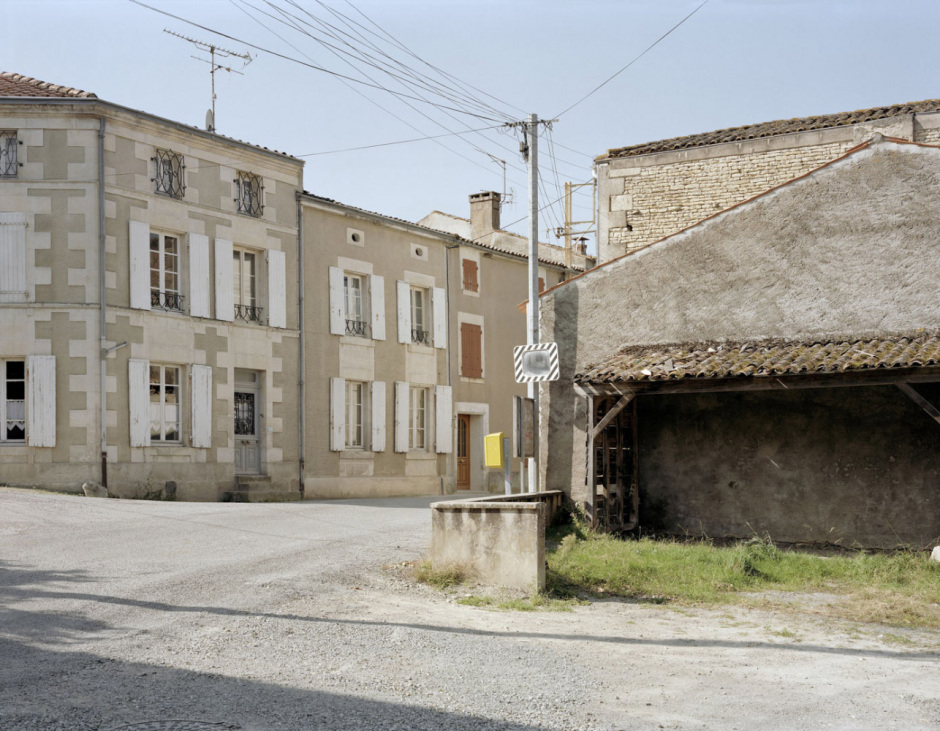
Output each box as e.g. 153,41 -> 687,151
896,383 -> 940,425
577,367 -> 940,398
591,392 -> 635,440
585,394 -> 596,529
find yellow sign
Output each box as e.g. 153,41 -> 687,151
484,432 -> 506,468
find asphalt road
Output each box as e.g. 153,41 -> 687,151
1,487 -> 938,730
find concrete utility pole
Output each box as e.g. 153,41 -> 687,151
526,113 -> 540,493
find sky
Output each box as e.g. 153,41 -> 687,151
11,0 -> 940,252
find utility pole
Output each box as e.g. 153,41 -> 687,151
526,113 -> 540,493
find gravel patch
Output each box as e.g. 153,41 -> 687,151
1,487 -> 938,730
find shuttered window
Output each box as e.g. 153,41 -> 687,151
462,258 -> 478,292
1,360 -> 25,442
460,322 -> 483,379
266,249 -> 286,328
0,212 -> 27,302
188,233 -> 210,318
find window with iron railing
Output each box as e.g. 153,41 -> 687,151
150,232 -> 184,312
343,272 -> 368,337
410,286 -> 430,345
235,171 -> 264,217
0,132 -> 18,178
153,149 -> 185,199
233,249 -> 262,323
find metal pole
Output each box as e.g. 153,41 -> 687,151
98,117 -> 108,488
527,113 -> 540,493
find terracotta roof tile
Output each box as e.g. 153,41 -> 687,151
603,100 -> 940,159
576,333 -> 940,384
0,72 -> 96,99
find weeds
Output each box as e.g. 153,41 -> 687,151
546,524 -> 940,628
413,560 -> 469,590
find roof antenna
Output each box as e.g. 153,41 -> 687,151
164,29 -> 252,132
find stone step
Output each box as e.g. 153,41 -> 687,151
224,475 -> 301,503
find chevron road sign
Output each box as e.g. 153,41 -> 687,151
513,342 -> 560,383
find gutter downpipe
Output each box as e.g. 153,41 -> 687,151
98,117 -> 108,488
443,241 -> 460,495
297,194 -> 305,497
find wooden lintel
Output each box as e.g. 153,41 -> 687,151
591,392 -> 635,440
896,383 -> 940,425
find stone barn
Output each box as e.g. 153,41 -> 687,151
540,136 -> 940,548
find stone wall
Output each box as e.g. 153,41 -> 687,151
597,111 -> 940,262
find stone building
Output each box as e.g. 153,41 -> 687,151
595,99 -> 940,262
0,72 -> 303,499
0,71 -> 592,500
541,137 -> 940,547
301,191 -> 588,498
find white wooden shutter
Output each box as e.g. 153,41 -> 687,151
214,238 -> 234,322
396,280 -> 411,344
328,266 -> 345,335
435,384 -> 453,454
190,364 -> 212,448
432,286 -> 447,349
371,380 -> 386,452
129,220 -> 151,310
370,274 -> 386,341
128,359 -> 150,447
394,381 -> 409,453
330,377 -> 345,451
267,249 -> 287,328
26,355 -> 55,447
188,233 -> 210,318
0,212 -> 27,302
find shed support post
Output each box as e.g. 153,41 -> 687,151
896,383 -> 940,425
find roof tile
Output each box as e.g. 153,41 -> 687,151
603,99 -> 940,159
576,333 -> 940,384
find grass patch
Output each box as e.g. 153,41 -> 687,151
547,526 -> 940,628
413,560 -> 469,590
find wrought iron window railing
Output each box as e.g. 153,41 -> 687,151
346,318 -> 368,337
153,149 -> 186,199
151,290 -> 185,312
0,132 -> 18,178
411,328 -> 431,346
234,304 -> 263,323
235,171 -> 264,217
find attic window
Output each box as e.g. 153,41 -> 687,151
235,171 -> 264,217
153,149 -> 185,199
0,132 -> 18,178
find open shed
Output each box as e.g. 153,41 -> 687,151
540,137 -> 940,547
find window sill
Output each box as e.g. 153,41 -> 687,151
406,451 -> 436,459
407,343 -> 435,354
461,288 -> 481,298
460,375 -> 485,384
340,449 -> 375,459
340,335 -> 375,347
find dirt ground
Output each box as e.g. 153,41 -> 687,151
1,487 -> 937,730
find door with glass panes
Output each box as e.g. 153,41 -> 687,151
234,370 -> 261,474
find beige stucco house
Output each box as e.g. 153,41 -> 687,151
0,72 -> 303,500
301,191 -> 591,498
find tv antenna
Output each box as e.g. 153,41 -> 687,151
482,152 -> 513,208
164,29 -> 253,132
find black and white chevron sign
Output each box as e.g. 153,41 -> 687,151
513,342 -> 560,383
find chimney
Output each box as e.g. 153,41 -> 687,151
469,191 -> 501,241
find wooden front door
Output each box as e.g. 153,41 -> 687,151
457,413 -> 471,489
234,371 -> 261,475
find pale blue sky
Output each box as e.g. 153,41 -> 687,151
12,0 -> 940,249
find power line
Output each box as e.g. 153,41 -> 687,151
130,0 -> 508,123
295,125 -> 504,156
554,0 -> 709,119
